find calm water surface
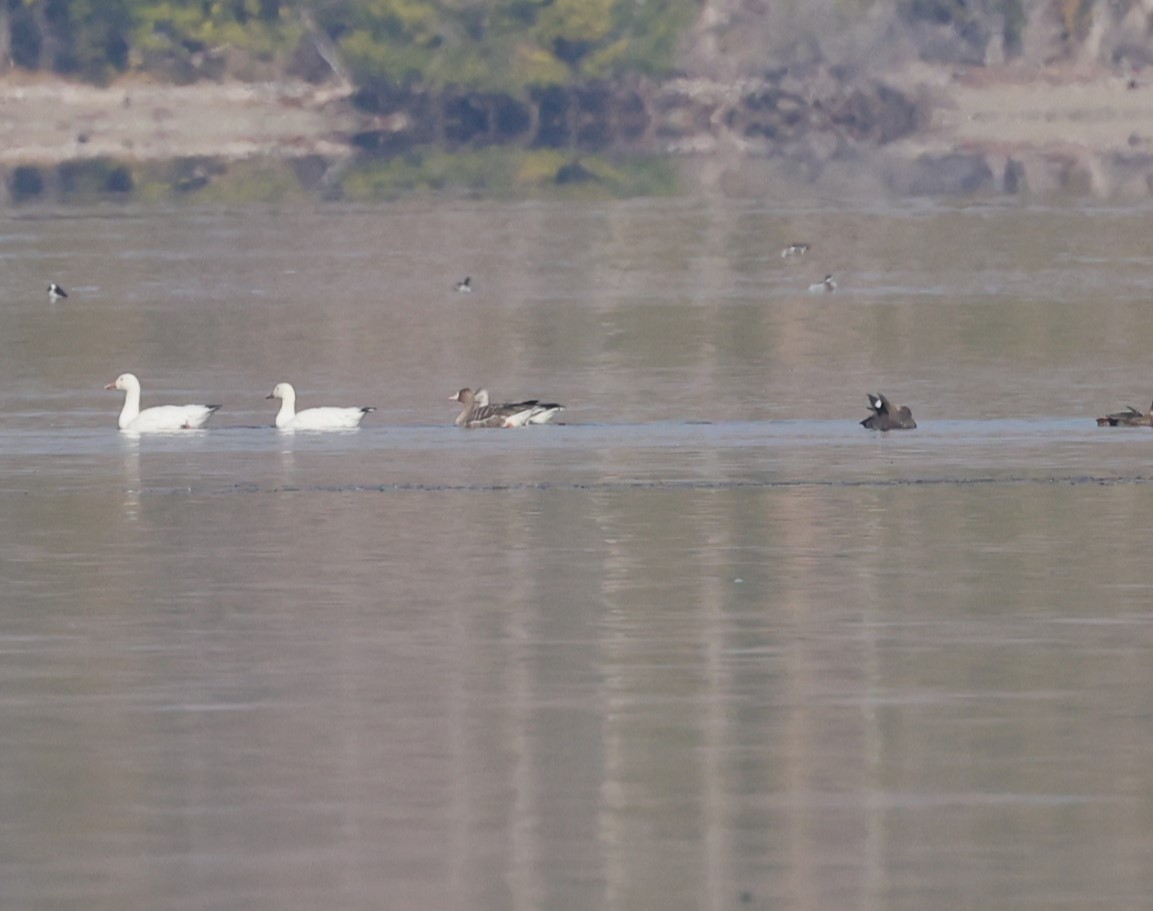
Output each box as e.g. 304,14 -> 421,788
5,199 -> 1153,910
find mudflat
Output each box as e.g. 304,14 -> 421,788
0,76 -> 358,164
906,64 -> 1153,154
0,66 -> 1148,167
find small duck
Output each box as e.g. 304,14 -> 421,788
454,276 -> 472,293
781,243 -> 810,258
1096,402 -> 1153,427
47,282 -> 68,302
266,382 -> 375,430
809,274 -> 837,294
105,373 -> 220,432
861,392 -> 917,431
450,387 -> 564,428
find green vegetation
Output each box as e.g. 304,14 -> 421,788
8,150 -> 678,205
311,0 -> 696,91
7,0 -> 294,82
339,148 -> 680,199
130,1 -> 298,67
7,0 -> 697,90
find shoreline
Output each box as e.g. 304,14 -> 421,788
2,69 -> 1152,199
3,68 -> 1151,161
0,76 -> 360,165
904,65 -> 1153,155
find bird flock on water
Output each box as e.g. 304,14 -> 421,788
49,244 -> 1140,435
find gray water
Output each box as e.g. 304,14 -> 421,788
5,198 -> 1153,910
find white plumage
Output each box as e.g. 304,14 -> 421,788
267,382 -> 374,430
105,373 -> 220,432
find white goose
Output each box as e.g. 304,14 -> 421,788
105,373 -> 220,431
267,382 -> 375,430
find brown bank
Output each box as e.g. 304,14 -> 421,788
3,63 -> 1152,200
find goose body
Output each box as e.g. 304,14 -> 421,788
1096,401 -> 1153,427
861,392 -> 916,431
105,373 -> 220,431
781,243 -> 810,258
267,382 -> 374,430
450,388 -> 564,428
454,276 -> 472,292
48,282 -> 68,302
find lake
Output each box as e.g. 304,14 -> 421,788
4,196 -> 1153,910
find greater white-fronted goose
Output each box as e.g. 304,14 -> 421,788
450,387 -> 564,428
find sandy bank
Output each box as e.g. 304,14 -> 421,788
0,77 -> 359,165
9,68 -> 1153,186
908,67 -> 1153,155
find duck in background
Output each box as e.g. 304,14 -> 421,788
1096,402 -> 1153,427
861,392 -> 917,431
809,274 -> 837,293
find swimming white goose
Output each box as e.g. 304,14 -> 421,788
454,276 -> 472,292
105,373 -> 220,431
266,382 -> 375,430
450,387 -> 564,428
47,282 -> 68,302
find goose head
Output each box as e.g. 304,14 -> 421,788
105,373 -> 140,392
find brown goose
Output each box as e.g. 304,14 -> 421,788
450,388 -> 564,428
1096,402 -> 1153,427
861,392 -> 916,431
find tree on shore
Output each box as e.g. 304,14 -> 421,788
0,0 -> 694,89
6,1 -> 1153,91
